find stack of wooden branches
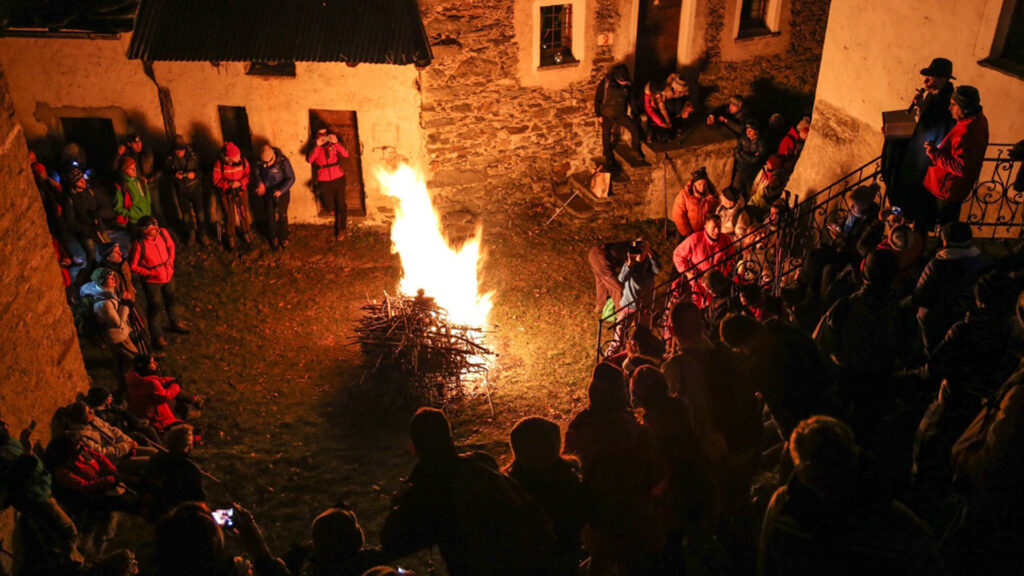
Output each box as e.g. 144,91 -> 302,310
354,290 -> 493,409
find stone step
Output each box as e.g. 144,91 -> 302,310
643,123 -> 737,159
613,143 -> 652,177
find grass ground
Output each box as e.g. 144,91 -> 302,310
85,205 -> 678,572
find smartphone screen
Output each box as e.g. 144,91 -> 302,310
211,508 -> 234,527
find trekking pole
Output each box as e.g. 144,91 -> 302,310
663,153 -> 669,237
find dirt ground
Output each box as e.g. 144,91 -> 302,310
84,204 -> 677,571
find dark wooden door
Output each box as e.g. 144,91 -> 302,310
634,0 -> 682,89
60,116 -> 116,176
217,105 -> 253,154
308,109 -> 366,217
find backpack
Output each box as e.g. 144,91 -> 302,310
72,293 -> 109,343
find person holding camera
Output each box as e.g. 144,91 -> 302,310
307,127 -> 351,241
213,142 -> 253,250
608,239 -> 661,355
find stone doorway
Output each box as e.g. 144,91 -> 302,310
308,109 -> 367,217
60,116 -> 117,177
217,105 -> 253,154
633,0 -> 683,89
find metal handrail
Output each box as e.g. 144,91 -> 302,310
595,142 -> 1022,359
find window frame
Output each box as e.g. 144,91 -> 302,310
539,4 -> 578,67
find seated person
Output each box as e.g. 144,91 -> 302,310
85,385 -> 162,448
142,424 -> 206,523
63,401 -> 156,474
706,95 -> 748,136
644,73 -> 694,142
126,355 -> 205,433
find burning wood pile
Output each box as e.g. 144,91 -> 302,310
354,290 -> 494,409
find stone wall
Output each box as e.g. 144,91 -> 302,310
699,0 -> 831,118
0,61 -> 90,570
418,0 -> 619,211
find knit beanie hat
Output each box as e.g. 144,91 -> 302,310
99,242 -> 119,259
118,156 -> 137,173
66,168 -> 86,186
137,215 -> 157,230
951,85 -> 982,115
224,142 -> 241,160
721,186 -> 740,203
173,135 -> 188,150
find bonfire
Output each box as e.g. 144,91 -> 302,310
355,164 -> 495,409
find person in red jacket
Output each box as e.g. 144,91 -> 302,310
671,167 -> 720,238
126,355 -> 204,432
130,216 -> 188,350
307,127 -> 351,241
212,142 -> 253,249
922,85 -> 989,230
673,214 -> 736,308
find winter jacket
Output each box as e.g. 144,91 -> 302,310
506,459 -> 586,576
0,437 -> 53,511
68,418 -> 135,460
113,175 -> 153,226
213,156 -> 251,195
915,246 -> 989,349
618,255 -> 661,309
594,72 -> 632,119
256,148 -> 296,195
62,184 -> 102,237
144,451 -> 207,520
776,127 -> 805,164
924,112 -> 989,203
735,135 -> 768,175
80,281 -> 132,345
53,445 -> 117,493
130,227 -> 175,284
126,371 -> 183,430
759,463 -> 946,576
643,86 -> 671,128
673,231 -> 735,276
306,142 -> 348,183
671,182 -> 720,237
166,149 -> 203,195
717,200 -> 752,239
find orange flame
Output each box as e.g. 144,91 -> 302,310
377,164 -> 493,327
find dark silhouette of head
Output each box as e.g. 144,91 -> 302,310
409,407 -> 456,461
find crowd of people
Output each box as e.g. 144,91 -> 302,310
2,55 -> 1020,576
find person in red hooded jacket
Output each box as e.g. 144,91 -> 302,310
125,355 -> 204,432
130,216 -> 188,350
212,142 -> 253,249
922,85 -> 989,230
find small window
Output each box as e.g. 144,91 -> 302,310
540,4 -> 577,67
737,0 -> 771,38
987,0 -> 1024,77
246,61 -> 296,77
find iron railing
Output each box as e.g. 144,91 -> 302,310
596,142 -> 1023,359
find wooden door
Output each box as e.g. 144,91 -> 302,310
308,109 -> 367,217
634,0 -> 682,89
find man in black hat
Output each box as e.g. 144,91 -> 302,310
594,64 -> 648,172
62,168 -> 105,266
882,57 -> 955,227
922,85 -> 989,229
166,135 -> 206,245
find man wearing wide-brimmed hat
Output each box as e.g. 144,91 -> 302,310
883,57 -> 956,227
923,85 -> 990,228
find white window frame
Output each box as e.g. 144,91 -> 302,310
732,0 -> 783,39
533,0 -> 585,70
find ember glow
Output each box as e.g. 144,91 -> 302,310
377,164 -> 493,327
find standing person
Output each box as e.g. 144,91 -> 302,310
129,216 -> 188,351
307,127 -> 351,241
62,168 -> 106,266
166,135 -> 206,246
113,157 -> 154,233
671,167 -> 719,238
594,64 -> 647,173
212,142 -> 253,250
587,240 -> 631,316
673,215 -> 735,308
883,58 -> 955,224
117,133 -> 165,225
608,239 -> 661,356
255,144 -> 296,250
922,85 -> 989,229
732,122 -> 768,198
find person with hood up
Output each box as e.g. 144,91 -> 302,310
255,144 -> 296,250
212,141 -> 253,249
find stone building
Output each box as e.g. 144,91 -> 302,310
0,0 -> 831,224
788,0 -> 1024,200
